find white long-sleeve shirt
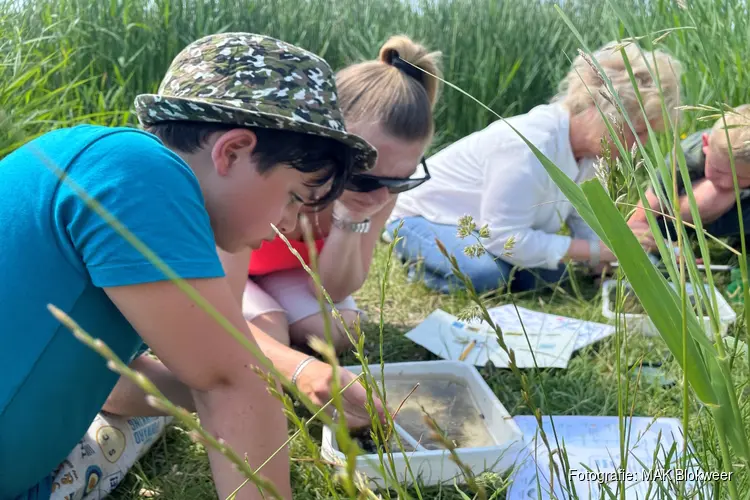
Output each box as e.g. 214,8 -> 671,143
389,103 -> 598,270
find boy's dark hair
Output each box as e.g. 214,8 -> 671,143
145,121 -> 354,208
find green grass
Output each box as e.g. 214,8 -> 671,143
5,0 -> 750,497
3,0 -> 750,156
105,242 -> 748,499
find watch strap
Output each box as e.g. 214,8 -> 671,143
332,213 -> 371,233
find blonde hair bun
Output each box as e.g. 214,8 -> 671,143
334,34 -> 442,142
378,35 -> 442,109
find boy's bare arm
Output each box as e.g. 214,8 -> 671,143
678,179 -> 738,224
631,178 -> 738,225
103,355 -> 196,416
629,189 -> 662,223
104,278 -> 292,500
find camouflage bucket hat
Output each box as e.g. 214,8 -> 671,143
134,32 -> 376,172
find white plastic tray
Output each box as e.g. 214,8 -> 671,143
601,279 -> 736,337
320,360 -> 525,488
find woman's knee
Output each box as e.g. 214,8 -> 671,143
392,218 -> 467,277
249,311 -> 290,346
289,309 -> 362,353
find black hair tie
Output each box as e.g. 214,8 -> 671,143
388,51 -> 424,84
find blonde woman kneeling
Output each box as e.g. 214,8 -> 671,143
386,41 -> 682,294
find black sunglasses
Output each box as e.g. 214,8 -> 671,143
345,157 -> 431,194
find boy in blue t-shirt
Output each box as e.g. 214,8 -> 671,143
0,33 -> 377,500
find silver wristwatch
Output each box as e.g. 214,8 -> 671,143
332,213 -> 371,233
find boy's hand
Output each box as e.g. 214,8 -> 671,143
335,192 -> 392,223
629,220 -> 658,252
297,359 -> 387,430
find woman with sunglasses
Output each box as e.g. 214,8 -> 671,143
386,41 -> 682,294
217,35 -> 440,427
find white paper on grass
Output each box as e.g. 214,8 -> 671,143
404,309 -> 578,368
482,304 -> 616,351
507,415 -> 708,499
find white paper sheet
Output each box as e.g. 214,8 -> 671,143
404,309 -> 577,368
485,305 -> 615,351
507,415 -> 708,499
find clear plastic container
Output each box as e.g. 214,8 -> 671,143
601,280 -> 736,337
320,360 -> 525,488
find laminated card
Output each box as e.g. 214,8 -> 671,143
405,309 -> 578,368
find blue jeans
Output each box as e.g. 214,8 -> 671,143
386,217 -> 566,294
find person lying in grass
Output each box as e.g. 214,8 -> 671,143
218,35 -> 442,356
628,104 -> 750,251
384,41 -> 682,294
0,33 -> 384,500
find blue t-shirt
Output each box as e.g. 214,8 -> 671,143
0,125 -> 225,498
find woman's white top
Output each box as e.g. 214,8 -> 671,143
389,103 -> 598,270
